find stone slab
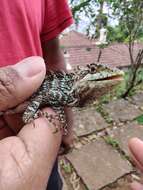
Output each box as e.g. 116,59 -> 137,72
103,177 -> 132,190
62,178 -> 68,190
103,99 -> 142,123
130,92 -> 143,108
110,122 -> 143,155
66,139 -> 132,190
73,107 -> 108,137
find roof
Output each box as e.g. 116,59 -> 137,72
60,31 -> 143,68
60,30 -> 96,48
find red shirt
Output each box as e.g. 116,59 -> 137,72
0,0 -> 73,67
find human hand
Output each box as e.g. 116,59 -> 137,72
0,56 -> 46,135
128,138 -> 143,190
0,57 -> 62,190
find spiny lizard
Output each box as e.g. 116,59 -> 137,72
21,63 -> 124,134
2,63 -> 124,134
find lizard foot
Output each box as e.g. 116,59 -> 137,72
36,110 -> 60,134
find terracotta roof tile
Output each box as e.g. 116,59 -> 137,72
60,31 -> 143,68
60,30 -> 96,47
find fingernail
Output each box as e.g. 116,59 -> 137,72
13,56 -> 45,77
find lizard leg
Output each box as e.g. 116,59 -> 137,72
22,95 -> 42,124
52,107 -> 68,135
37,107 -> 68,135
36,110 -> 60,134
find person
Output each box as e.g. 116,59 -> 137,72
0,0 -> 74,189
129,138 -> 143,190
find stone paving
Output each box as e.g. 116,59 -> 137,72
73,107 -> 108,137
130,92 -> 143,108
60,92 -> 143,190
109,122 -> 143,155
102,99 -> 142,123
67,140 -> 132,190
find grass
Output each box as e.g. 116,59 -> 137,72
98,67 -> 143,104
104,136 -> 119,148
60,159 -> 73,174
96,103 -> 113,124
134,114 -> 143,125
110,68 -> 141,98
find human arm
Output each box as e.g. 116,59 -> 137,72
42,37 -> 75,149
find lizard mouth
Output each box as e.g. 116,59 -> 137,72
96,74 -> 124,81
82,71 -> 124,82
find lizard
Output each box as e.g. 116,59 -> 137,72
3,63 -> 124,134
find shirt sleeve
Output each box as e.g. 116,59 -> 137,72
41,0 -> 73,42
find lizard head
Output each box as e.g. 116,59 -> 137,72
71,63 -> 124,106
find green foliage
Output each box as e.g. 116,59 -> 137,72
69,0 -> 92,26
98,67 -> 143,101
107,25 -> 129,43
70,0 -> 108,37
109,0 -> 143,42
96,103 -> 113,123
115,69 -> 134,97
104,136 -> 119,148
135,115 -> 143,125
140,37 -> 143,42
122,67 -> 143,97
60,160 -> 73,174
118,67 -> 143,97
69,0 -> 143,42
123,68 -> 143,96
71,0 -> 91,16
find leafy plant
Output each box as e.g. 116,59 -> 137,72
60,160 -> 73,174
135,114 -> 143,125
104,136 -> 119,148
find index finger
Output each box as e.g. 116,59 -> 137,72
128,138 -> 143,171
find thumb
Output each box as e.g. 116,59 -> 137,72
130,181 -> 143,190
0,56 -> 46,111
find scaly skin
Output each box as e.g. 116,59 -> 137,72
22,63 -> 124,134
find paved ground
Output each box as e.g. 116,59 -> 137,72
102,99 -> 142,123
73,107 -> 108,136
59,92 -> 143,190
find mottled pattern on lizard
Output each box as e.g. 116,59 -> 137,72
22,63 -> 124,134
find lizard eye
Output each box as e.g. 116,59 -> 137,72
89,65 -> 97,73
87,63 -> 97,73
90,66 -> 96,73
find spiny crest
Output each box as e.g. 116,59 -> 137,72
46,70 -> 75,81
45,63 -> 123,84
